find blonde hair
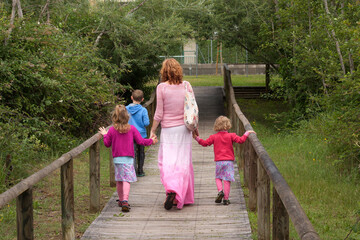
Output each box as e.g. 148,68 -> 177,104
160,58 -> 183,85
213,116 -> 232,132
132,89 -> 144,102
112,105 -> 131,133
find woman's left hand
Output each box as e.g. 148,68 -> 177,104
192,129 -> 199,139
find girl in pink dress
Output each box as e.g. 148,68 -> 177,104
150,58 -> 196,210
99,105 -> 157,212
193,116 -> 255,205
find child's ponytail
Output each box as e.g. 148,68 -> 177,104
112,105 -> 130,133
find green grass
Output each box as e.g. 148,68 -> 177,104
0,143 -> 115,239
185,74 -> 265,86
236,98 -> 360,240
145,74 -> 265,88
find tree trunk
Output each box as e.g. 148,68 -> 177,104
216,41 -> 219,75
349,51 -> 354,74
39,0 -> 51,24
323,0 -> 346,75
4,0 -> 23,45
94,32 -> 104,47
321,75 -> 329,96
273,0 -> 280,20
220,42 -> 223,75
308,2 -> 312,38
16,0 -> 23,18
127,0 -> 148,16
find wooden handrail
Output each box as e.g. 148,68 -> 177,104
0,132 -> 102,209
0,88 -> 157,240
223,64 -> 320,240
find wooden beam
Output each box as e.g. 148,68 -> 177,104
273,188 -> 289,240
90,141 -> 100,213
109,149 -> 115,187
16,188 -> 34,240
266,64 -> 270,92
257,160 -> 270,240
248,144 -> 257,212
61,158 -> 75,240
223,63 -> 320,240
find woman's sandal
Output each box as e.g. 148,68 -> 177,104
164,192 -> 176,210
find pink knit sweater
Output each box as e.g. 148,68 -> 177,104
154,82 -> 193,128
103,125 -> 153,158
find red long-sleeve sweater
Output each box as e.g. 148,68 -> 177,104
195,131 -> 250,161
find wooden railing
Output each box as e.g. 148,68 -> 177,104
0,91 -> 157,240
223,64 -> 320,240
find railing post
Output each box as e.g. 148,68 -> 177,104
239,124 -> 246,169
16,188 -> 34,240
243,140 -> 249,187
257,159 -> 270,240
266,64 -> 270,92
273,187 -> 289,240
109,149 -> 115,187
61,158 -> 75,240
90,141 -> 100,212
248,144 -> 257,211
234,117 -> 241,164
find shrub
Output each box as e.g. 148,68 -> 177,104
0,21 -> 120,189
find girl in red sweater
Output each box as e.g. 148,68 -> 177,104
193,116 -> 255,205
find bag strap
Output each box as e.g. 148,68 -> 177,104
183,80 -> 189,92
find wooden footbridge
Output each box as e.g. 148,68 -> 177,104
0,65 -> 320,239
81,86 -> 252,239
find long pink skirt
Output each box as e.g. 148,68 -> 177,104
158,125 -> 194,209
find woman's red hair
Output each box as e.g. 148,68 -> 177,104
160,58 -> 183,85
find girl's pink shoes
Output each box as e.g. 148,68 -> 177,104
121,200 -> 130,212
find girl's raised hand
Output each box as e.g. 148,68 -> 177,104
98,127 -> 108,136
247,130 -> 256,134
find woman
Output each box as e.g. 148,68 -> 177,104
150,58 -> 196,210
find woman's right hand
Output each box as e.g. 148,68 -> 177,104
150,131 -> 157,140
151,136 -> 158,145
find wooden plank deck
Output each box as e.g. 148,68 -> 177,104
81,87 -> 252,240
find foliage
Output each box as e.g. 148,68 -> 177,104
202,0 -> 360,172
305,76 -> 360,172
88,0 -> 194,100
237,97 -> 360,240
0,4 -> 118,186
0,0 -> 209,189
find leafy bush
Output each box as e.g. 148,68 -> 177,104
0,19 -> 120,187
294,75 -> 360,176
0,21 -> 119,134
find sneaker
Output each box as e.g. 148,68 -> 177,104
164,192 -> 176,210
121,200 -> 130,212
223,199 -> 231,205
215,191 -> 224,203
137,172 -> 145,177
116,199 -> 122,207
